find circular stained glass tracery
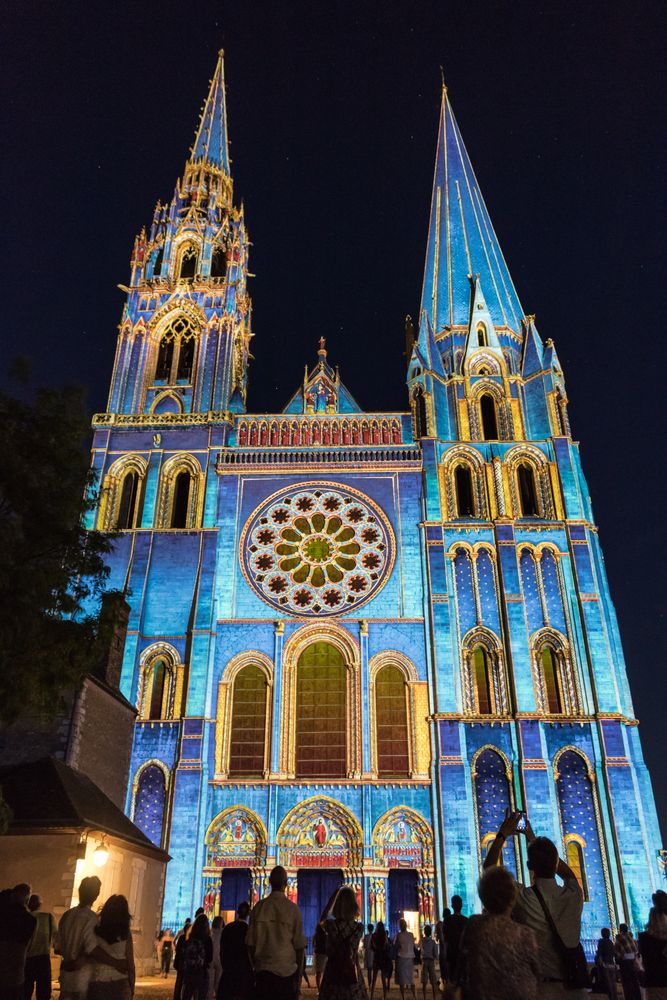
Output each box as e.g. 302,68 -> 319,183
241,483 -> 395,616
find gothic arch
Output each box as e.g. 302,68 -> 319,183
215,651 -> 274,778
372,806 -> 434,869
150,390 -> 183,415
466,350 -> 504,378
130,758 -> 171,847
97,454 -> 148,531
440,445 -> 488,519
530,627 -> 580,716
204,806 -> 268,870
276,795 -> 363,869
468,380 -> 513,441
137,642 -> 183,720
460,626 -> 510,717
470,746 -> 518,873
155,453 -> 205,529
368,651 -> 420,778
504,445 -> 554,519
280,623 -> 361,779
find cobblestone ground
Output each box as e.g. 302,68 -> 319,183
134,971 -> 424,1000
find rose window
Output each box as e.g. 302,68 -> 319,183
241,484 -> 394,616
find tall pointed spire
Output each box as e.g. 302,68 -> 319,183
191,50 -> 230,175
420,85 -> 524,336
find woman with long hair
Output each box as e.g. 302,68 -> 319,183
370,921 -> 391,1000
181,913 -> 213,1000
88,895 -> 135,1000
639,891 -> 667,1000
318,886 -> 367,1000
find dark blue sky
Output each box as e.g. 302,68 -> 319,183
3,1 -> 665,834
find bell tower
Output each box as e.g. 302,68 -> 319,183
104,50 -> 252,420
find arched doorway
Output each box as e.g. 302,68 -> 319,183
203,807 -> 267,920
372,808 -> 435,934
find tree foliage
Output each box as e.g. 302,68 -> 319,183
0,381 -> 113,723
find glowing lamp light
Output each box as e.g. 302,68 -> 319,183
93,837 -> 109,867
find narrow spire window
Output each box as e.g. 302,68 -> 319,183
517,463 -> 539,517
152,246 -> 164,278
541,645 -> 562,714
454,465 -> 475,517
473,646 -> 493,715
413,388 -> 428,438
477,324 -> 487,347
171,471 -> 191,529
155,337 -> 174,381
211,246 -> 227,278
480,394 -> 498,440
116,471 -> 140,530
179,245 -> 198,280
176,338 -> 195,381
149,660 -> 167,719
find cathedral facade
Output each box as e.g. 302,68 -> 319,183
87,52 -> 663,941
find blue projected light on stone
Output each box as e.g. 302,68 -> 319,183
133,765 -> 166,846
474,749 -> 517,875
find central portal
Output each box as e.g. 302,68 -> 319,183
298,868 -> 343,953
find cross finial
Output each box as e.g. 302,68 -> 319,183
440,66 -> 447,95
318,336 -> 327,356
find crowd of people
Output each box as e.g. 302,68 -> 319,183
1,817 -> 666,1000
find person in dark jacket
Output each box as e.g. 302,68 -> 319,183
442,896 -> 468,984
218,902 -> 253,1000
181,914 -> 213,1000
638,891 -> 667,999
595,928 -> 618,999
0,885 -> 37,1000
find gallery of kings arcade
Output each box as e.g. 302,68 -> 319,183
85,51 -> 663,942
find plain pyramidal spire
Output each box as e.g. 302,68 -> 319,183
420,83 -> 525,336
190,49 -> 231,174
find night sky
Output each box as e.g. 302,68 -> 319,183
3,2 -> 665,835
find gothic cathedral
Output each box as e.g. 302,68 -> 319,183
87,52 -> 662,938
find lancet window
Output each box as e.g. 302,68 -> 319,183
228,665 -> 269,777
480,393 -> 499,440
138,645 -> 181,720
211,245 -> 227,279
295,642 -> 347,779
555,749 -> 605,906
441,448 -> 488,520
153,314 -> 199,386
473,749 -> 518,875
506,448 -> 554,519
375,665 -> 409,777
460,629 -> 509,717
97,456 -> 147,531
132,762 -> 168,847
412,388 -> 429,438
178,242 -> 198,281
155,454 -> 204,529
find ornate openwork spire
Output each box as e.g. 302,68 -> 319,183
420,86 -> 524,336
190,49 -> 230,175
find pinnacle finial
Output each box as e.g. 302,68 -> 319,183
318,336 -> 327,357
440,65 -> 447,96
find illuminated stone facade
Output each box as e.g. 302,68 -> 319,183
87,52 -> 663,940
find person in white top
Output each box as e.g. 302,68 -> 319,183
88,895 -> 135,1000
56,878 -> 127,1000
420,926 -> 439,1000
394,919 -> 416,1000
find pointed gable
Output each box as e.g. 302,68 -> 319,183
521,316 -> 545,376
420,86 -> 524,336
463,275 -> 503,364
411,310 -> 445,378
282,340 -> 362,414
191,50 -> 230,174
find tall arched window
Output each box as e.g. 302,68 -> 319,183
477,324 -> 488,347
155,337 -> 174,380
228,665 -> 268,777
474,749 -> 517,875
211,245 -> 227,278
148,659 -> 168,719
115,471 -> 142,530
540,645 -> 562,714
454,465 -> 475,517
517,463 -> 539,516
480,394 -> 499,440
171,471 -> 191,529
473,646 -> 493,714
375,665 -> 409,777
413,388 -> 428,438
296,642 -> 346,778
151,246 -> 164,278
133,764 -> 166,846
566,840 -> 589,900
179,244 -> 198,280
